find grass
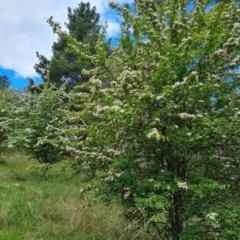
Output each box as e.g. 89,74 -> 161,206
0,152 -> 149,240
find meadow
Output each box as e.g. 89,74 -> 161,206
0,152 -> 148,240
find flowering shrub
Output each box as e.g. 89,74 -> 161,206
51,0 -> 240,238
4,0 -> 240,239
0,89 -> 21,154
1,83 -> 72,164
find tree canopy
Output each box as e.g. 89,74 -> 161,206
34,2 -> 102,89
0,75 -> 11,90
60,0 -> 240,238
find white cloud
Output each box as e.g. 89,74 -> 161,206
0,0 -> 133,78
106,21 -> 121,37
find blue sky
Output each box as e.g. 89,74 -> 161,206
0,68 -> 43,89
0,0 -> 133,89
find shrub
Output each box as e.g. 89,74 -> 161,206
0,89 -> 21,155
1,83 -> 71,164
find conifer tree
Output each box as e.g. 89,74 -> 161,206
34,2 -> 101,89
0,75 -> 11,90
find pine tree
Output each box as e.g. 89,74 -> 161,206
34,2 -> 101,89
0,75 -> 11,90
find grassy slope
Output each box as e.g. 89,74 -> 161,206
0,152 -> 147,240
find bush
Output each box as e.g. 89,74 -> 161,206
1,83 -> 71,164
55,0 -> 240,239
0,89 -> 21,155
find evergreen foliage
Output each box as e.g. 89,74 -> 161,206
34,2 -> 101,89
0,75 -> 11,90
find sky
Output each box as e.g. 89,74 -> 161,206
0,0 -> 133,89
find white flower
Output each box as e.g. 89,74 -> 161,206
66,146 -> 75,151
177,181 -> 188,190
224,163 -> 230,168
90,78 -> 102,87
179,113 -> 196,119
172,81 -> 182,89
95,105 -> 109,114
181,37 -> 192,43
8,143 -> 14,148
25,128 -> 33,133
206,212 -> 218,221
233,22 -> 240,28
110,106 -> 124,113
232,56 -> 240,63
115,172 -> 123,177
147,128 -> 160,140
124,191 -> 131,199
156,95 -> 165,100
79,189 -> 84,193
216,49 -> 224,55
191,71 -> 198,75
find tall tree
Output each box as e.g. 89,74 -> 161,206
34,2 -> 101,88
58,0 -> 240,239
0,75 -> 11,90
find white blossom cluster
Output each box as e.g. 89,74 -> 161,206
206,212 -> 218,221
177,182 -> 188,190
179,113 -> 196,120
172,77 -> 188,89
206,212 -> 219,228
147,128 -> 160,140
90,78 -> 102,87
110,106 -> 125,113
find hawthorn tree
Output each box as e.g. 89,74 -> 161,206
1,82 -> 73,164
0,89 -> 21,155
40,0 -> 240,238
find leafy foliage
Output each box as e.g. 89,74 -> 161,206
0,89 -> 20,154
1,83 -> 71,164
54,0 -> 240,239
0,75 -> 11,90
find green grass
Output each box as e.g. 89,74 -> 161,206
0,152 -> 148,240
